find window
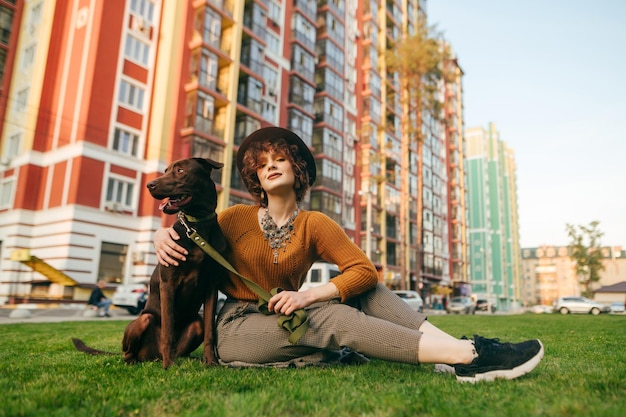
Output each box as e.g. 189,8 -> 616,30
105,177 -> 135,209
0,177 -> 15,208
315,67 -> 343,101
200,50 -> 218,90
292,14 -> 315,50
0,6 -> 14,44
98,242 -> 128,283
291,45 -> 314,81
0,49 -> 6,84
266,30 -> 280,56
15,87 -> 29,112
261,100 -> 277,123
204,8 -> 221,48
124,34 -> 149,66
309,269 -> 321,283
192,137 -> 224,164
314,97 -> 343,132
113,127 -> 140,157
192,138 -> 224,185
287,108 -> 312,145
30,2 -> 42,26
22,44 -> 36,69
6,132 -> 20,158
310,191 -> 341,222
195,92 -> 214,134
130,0 -> 155,23
268,0 -> 281,23
322,159 -> 342,184
263,65 -> 278,92
289,76 -> 314,113
312,129 -> 342,161
118,79 -> 145,111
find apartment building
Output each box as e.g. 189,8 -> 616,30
0,0 -> 464,303
442,51 -> 469,290
465,123 -> 522,310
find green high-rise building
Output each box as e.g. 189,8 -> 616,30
465,123 -> 522,311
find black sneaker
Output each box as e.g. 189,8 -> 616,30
453,335 -> 544,383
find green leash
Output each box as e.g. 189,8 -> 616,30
178,213 -> 309,344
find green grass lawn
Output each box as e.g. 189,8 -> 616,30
0,314 -> 624,417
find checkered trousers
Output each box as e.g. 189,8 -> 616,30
216,283 -> 427,365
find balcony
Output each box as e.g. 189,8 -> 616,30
291,29 -> 315,52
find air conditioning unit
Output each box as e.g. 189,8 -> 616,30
132,251 -> 145,264
345,163 -> 354,176
105,202 -> 122,212
132,16 -> 150,35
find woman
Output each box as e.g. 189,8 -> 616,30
154,127 -> 543,382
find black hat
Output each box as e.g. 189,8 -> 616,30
236,127 -> 316,185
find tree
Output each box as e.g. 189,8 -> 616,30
383,25 -> 456,288
384,24 -> 453,137
566,221 -> 605,297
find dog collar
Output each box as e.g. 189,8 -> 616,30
179,212 -> 216,223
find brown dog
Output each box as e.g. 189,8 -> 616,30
74,157 -> 227,369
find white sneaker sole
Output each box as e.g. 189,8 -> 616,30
434,363 -> 455,374
455,340 -> 544,383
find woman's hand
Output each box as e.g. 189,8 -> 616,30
154,227 -> 188,266
268,283 -> 340,315
267,291 -> 312,315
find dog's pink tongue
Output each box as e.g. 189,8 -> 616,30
159,199 -> 170,211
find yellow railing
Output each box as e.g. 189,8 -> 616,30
10,250 -> 78,287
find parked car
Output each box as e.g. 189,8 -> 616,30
554,296 -> 610,315
393,290 -> 424,313
530,304 -> 554,314
447,296 -> 476,315
299,262 -> 341,291
609,301 -> 625,314
476,299 -> 496,313
112,283 -> 148,315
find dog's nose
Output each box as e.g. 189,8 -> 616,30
147,180 -> 157,190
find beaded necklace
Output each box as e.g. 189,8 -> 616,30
261,207 -> 299,264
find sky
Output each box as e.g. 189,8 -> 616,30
427,0 -> 626,248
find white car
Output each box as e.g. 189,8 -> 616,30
609,302 -> 625,314
554,296 -> 610,315
530,305 -> 554,314
393,290 -> 423,313
447,296 -> 476,315
112,283 -> 148,315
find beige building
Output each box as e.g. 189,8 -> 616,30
520,245 -> 625,306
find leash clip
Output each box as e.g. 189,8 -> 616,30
177,211 -> 196,238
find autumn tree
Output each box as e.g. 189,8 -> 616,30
566,221 -> 605,297
385,24 -> 454,137
383,25 -> 455,288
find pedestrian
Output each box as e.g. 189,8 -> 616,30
153,126 -> 544,382
88,280 -> 113,317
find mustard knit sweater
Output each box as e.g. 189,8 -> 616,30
217,204 -> 378,302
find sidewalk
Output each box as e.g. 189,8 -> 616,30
0,303 -> 134,324
0,304 -> 503,325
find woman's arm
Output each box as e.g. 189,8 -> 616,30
154,226 -> 188,266
268,282 -> 340,315
309,212 -> 379,301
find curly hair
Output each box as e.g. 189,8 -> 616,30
239,137 -> 311,207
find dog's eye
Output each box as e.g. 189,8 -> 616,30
177,168 -> 184,173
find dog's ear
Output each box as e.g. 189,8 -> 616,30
193,158 -> 224,173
